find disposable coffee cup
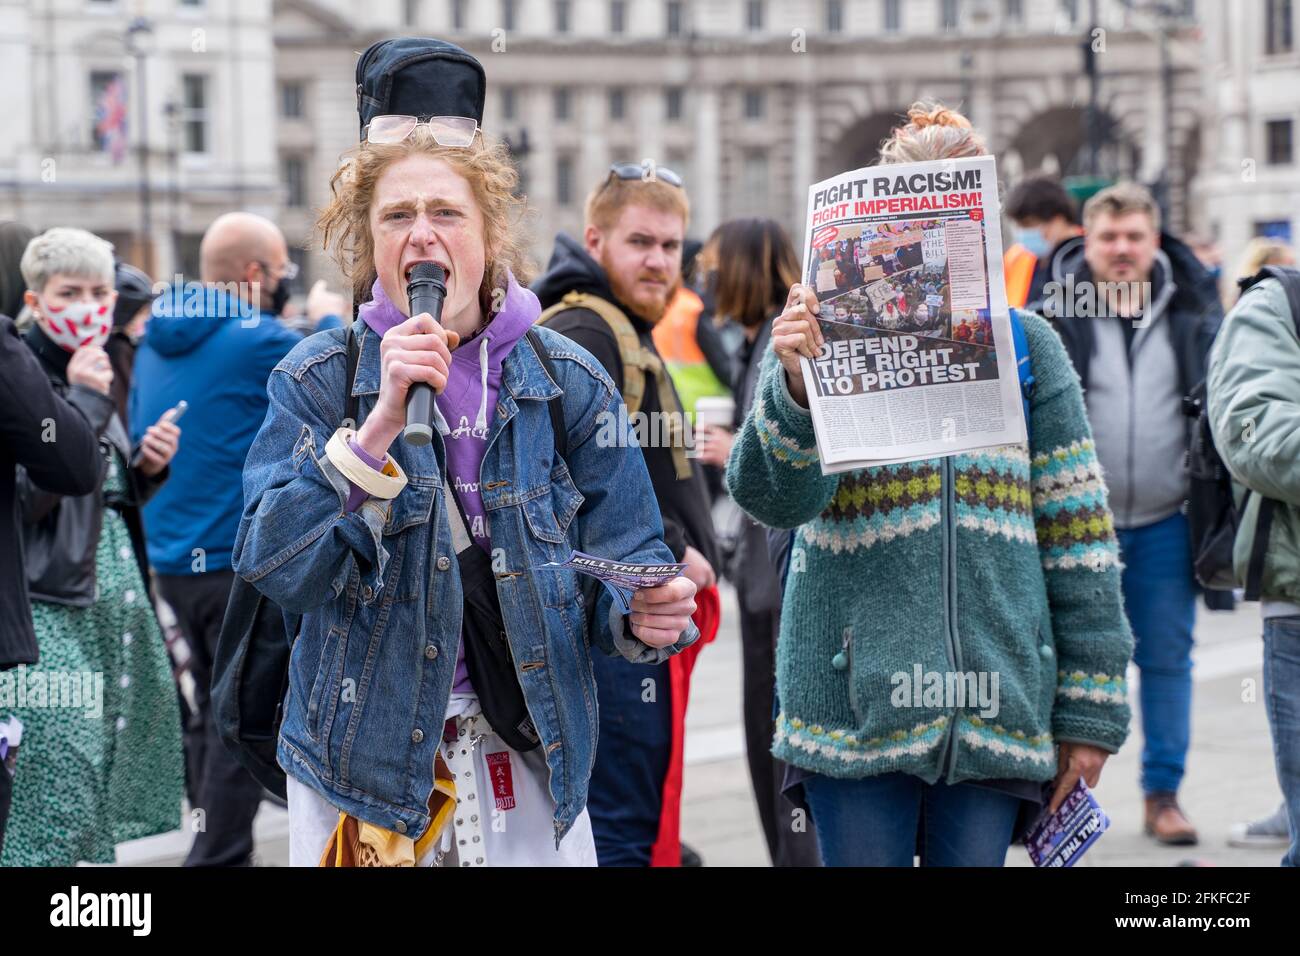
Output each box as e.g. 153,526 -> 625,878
694,396 -> 736,431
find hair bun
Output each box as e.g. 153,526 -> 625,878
906,103 -> 972,131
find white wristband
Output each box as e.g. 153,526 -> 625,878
324,427 -> 408,500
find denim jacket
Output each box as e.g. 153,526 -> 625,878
234,322 -> 699,844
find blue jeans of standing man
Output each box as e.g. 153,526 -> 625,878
803,772 -> 1022,866
585,652 -> 672,866
1263,615 -> 1300,867
1116,512 -> 1197,795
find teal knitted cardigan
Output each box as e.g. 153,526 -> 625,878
725,311 -> 1133,784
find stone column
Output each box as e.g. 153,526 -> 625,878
791,83 -> 816,245
692,85 -> 721,237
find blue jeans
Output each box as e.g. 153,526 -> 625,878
1116,512 -> 1196,795
585,652 -> 672,866
803,773 -> 1022,866
1263,615 -> 1300,868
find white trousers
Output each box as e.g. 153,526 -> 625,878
286,700 -> 596,867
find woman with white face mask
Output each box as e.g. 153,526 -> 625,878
2,228 -> 185,866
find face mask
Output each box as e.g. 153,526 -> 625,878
1014,226 -> 1052,258
268,277 -> 292,317
39,298 -> 113,352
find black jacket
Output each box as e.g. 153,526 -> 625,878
693,285 -> 735,391
0,317 -> 102,668
16,325 -> 167,610
532,233 -> 720,571
1035,231 -> 1222,407
1032,232 -> 1229,609
1025,234 -> 1082,312
730,319 -> 782,612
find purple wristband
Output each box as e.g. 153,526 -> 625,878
344,437 -> 387,512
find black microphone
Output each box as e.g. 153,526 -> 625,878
403,261 -> 447,446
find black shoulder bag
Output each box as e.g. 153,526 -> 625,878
212,325 -> 363,798
452,329 -> 568,752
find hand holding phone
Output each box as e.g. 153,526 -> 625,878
131,401 -> 187,469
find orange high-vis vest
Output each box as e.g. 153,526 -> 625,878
1003,243 -> 1038,309
653,287 -> 708,365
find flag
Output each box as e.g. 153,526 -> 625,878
96,76 -> 128,164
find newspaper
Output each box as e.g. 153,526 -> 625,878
1025,778 -> 1111,868
798,155 -> 1026,473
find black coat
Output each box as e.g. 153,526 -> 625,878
532,233 -> 720,571
1036,232 -> 1222,402
1032,232 -> 1231,610
16,325 -> 167,611
730,319 -> 783,613
0,317 -> 101,668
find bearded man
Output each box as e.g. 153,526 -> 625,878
533,163 -> 720,867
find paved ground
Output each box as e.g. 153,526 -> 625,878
117,583 -> 1286,867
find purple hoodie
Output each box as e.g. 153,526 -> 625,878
351,274 -> 542,695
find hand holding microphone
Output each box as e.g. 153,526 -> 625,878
403,262 -> 457,446
354,263 -> 460,459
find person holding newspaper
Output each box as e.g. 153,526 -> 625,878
726,103 -> 1133,867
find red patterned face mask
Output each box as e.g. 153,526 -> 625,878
38,298 -> 113,352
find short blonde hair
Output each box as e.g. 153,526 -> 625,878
20,227 -> 115,293
878,102 -> 987,165
584,172 -> 690,233
1083,182 -> 1162,233
1235,236 -> 1294,282
317,126 -> 531,309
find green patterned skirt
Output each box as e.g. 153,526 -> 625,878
0,458 -> 183,866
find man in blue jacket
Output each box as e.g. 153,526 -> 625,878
129,212 -> 343,866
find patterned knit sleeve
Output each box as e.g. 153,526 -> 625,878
1024,314 -> 1134,754
724,347 -> 840,529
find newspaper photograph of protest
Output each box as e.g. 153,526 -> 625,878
815,217 -> 1000,345
798,156 -> 1026,472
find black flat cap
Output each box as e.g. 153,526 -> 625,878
356,37 -> 487,140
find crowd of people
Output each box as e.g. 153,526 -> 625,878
816,230 -> 930,300
0,38 -> 1297,869
824,268 -> 952,339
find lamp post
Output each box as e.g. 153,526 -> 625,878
163,98 -> 181,277
125,17 -> 154,273
504,127 -> 531,197
1085,0 -> 1101,176
1117,0 -> 1187,227
959,50 -> 974,122
958,0 -> 997,127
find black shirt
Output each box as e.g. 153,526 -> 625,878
544,310 -> 720,570
533,234 -> 720,570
